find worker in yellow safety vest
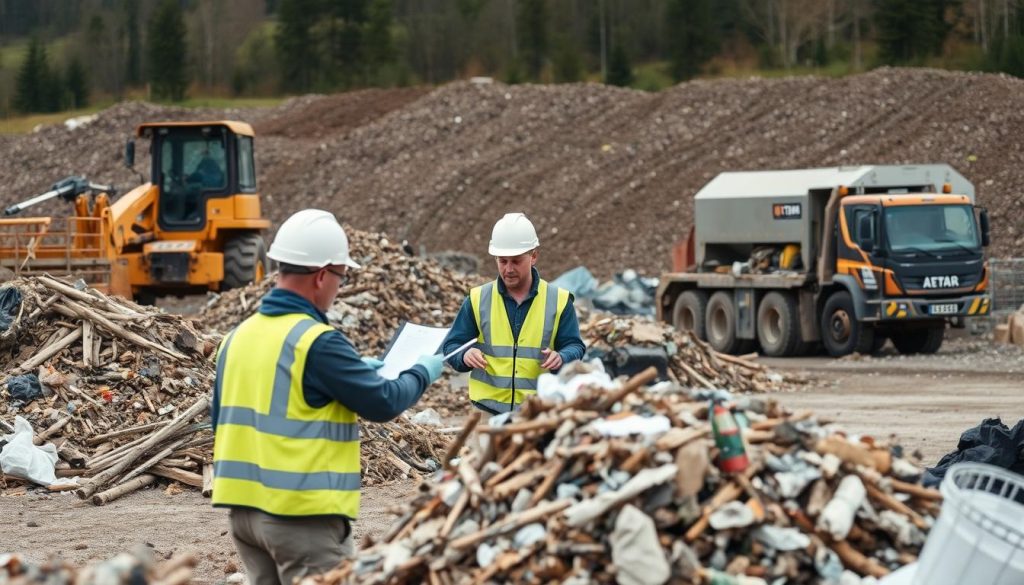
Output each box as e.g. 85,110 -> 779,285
441,212 -> 585,414
211,209 -> 445,585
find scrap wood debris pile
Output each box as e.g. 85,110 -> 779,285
582,315 -> 804,393
0,549 -> 197,585
307,364 -> 936,585
0,275 -> 451,499
201,227 -> 482,418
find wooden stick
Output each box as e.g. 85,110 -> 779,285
676,360 -> 716,389
528,457 -> 566,507
86,420 -> 173,446
863,481 -> 928,530
439,489 -> 470,540
685,482 -> 743,542
92,474 -> 156,505
13,327 -> 81,375
443,411 -> 480,471
51,298 -> 186,361
34,416 -> 71,444
450,499 -> 571,550
477,416 -> 562,435
596,367 -> 658,411
890,478 -> 943,502
117,437 -> 190,485
76,397 -> 208,499
484,450 -> 541,489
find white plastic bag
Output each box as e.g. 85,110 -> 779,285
0,416 -> 58,486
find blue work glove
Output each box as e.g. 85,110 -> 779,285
361,356 -> 385,369
415,354 -> 445,383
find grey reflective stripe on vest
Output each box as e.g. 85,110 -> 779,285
214,330 -> 237,409
219,319 -> 358,444
215,460 -> 360,491
540,284 -> 560,347
472,398 -> 521,414
478,282 -> 493,346
469,370 -> 539,391
269,319 -> 320,416
218,406 -> 359,442
483,344 -> 544,360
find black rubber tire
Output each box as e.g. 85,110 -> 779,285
673,289 -> 708,340
891,324 -> 945,355
223,233 -> 268,290
820,291 -> 875,357
705,291 -> 743,354
757,291 -> 801,357
134,290 -> 157,306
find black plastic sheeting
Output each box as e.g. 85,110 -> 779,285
924,417 -> 1024,487
0,286 -> 21,332
7,374 -> 43,403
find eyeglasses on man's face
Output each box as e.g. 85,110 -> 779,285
323,266 -> 349,285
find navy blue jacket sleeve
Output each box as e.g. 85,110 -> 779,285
554,294 -> 586,366
441,297 -> 479,372
302,330 -> 431,423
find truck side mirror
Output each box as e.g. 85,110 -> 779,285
857,214 -> 874,252
125,139 -> 135,169
980,209 -> 990,247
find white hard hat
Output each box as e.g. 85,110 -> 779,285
267,209 -> 361,269
488,212 -> 540,256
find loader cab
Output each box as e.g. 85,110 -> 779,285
129,121 -> 257,232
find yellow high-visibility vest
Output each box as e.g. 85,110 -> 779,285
211,312 -> 360,518
468,278 -> 570,412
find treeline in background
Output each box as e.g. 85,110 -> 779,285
2,0 -> 1024,116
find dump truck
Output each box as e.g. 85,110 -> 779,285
0,121 -> 269,303
656,165 -> 991,357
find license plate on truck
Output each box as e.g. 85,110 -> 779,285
929,303 -> 959,315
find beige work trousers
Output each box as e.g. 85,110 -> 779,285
228,507 -> 355,585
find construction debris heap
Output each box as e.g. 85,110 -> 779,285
305,364 -> 935,584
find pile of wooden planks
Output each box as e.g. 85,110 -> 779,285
305,366 -> 937,584
0,275 -> 451,501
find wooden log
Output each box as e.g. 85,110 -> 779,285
92,474 -> 156,505
150,465 -> 204,488
528,457 -> 566,507
443,411 -> 480,471
439,489 -> 470,540
34,416 -> 71,444
202,463 -> 213,497
890,478 -> 942,502
863,481 -> 929,530
596,367 -> 658,411
676,360 -> 716,389
82,320 -> 95,367
76,397 -> 208,499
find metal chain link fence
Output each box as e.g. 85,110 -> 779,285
989,258 -> 1024,316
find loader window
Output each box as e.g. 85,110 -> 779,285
157,128 -> 228,228
238,136 -> 256,192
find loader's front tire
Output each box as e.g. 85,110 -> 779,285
223,233 -> 268,290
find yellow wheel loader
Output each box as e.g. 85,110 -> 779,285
0,121 -> 270,303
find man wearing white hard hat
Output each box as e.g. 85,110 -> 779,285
442,212 -> 585,414
210,209 -> 445,585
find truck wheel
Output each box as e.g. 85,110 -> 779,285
706,291 -> 743,354
820,291 -> 875,357
223,233 -> 268,290
891,324 -> 944,355
757,291 -> 800,357
673,290 -> 708,340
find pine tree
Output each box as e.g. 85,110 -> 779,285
147,0 -> 189,101
518,0 -> 548,80
66,58 -> 89,109
365,0 -> 395,68
14,37 -> 47,113
606,41 -> 632,87
124,0 -> 142,85
276,0 -> 320,91
666,0 -> 718,81
875,0 -> 957,64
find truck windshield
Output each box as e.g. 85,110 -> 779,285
883,204 -> 980,254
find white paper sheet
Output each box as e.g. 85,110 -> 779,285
378,322 -> 451,380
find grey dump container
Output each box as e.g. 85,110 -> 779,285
693,165 -> 974,273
